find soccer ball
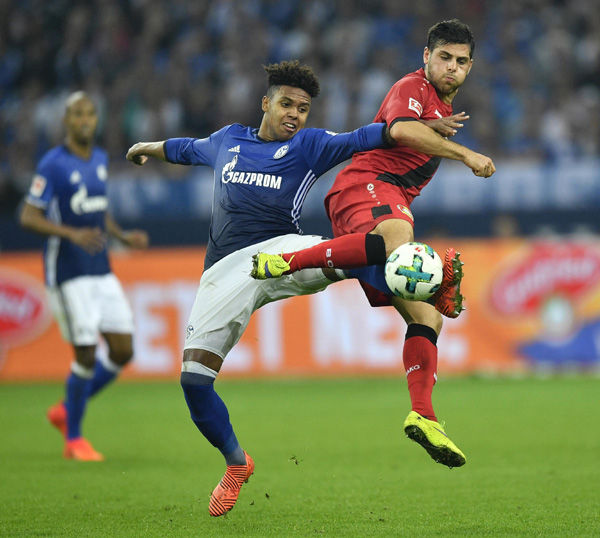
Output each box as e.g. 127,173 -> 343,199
384,242 -> 443,301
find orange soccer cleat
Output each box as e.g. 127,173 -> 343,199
209,452 -> 255,517
429,248 -> 465,319
64,438 -> 104,461
47,401 -> 67,437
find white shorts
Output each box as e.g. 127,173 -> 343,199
184,234 -> 333,360
46,273 -> 134,346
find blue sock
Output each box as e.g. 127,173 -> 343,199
180,371 -> 246,465
65,366 -> 93,440
347,266 -> 392,295
89,359 -> 120,398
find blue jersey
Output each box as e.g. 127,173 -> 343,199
164,123 -> 387,269
25,145 -> 111,286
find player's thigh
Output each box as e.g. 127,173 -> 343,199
184,234 -> 332,361
46,277 -> 102,346
391,295 -> 443,335
371,218 -> 415,257
97,274 -> 134,336
184,248 -> 263,361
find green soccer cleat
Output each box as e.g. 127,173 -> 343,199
404,411 -> 466,468
250,253 -> 292,279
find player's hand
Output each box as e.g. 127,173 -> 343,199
121,230 -> 149,249
126,144 -> 149,165
69,227 -> 106,254
422,112 -> 469,137
464,151 -> 496,178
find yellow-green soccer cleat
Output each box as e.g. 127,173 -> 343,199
403,411 -> 466,468
250,253 -> 292,279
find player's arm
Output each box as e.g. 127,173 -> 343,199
105,212 -> 149,249
126,141 -> 167,166
19,202 -> 106,254
389,119 -> 495,178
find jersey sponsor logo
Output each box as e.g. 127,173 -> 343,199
30,175 -> 47,197
408,97 -> 423,116
70,185 -> 109,214
0,267 -> 51,354
397,205 -> 414,221
221,154 -> 282,189
273,145 -> 289,159
97,164 -> 108,181
69,170 -> 82,184
228,145 -> 240,153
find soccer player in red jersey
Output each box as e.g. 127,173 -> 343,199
253,20 -> 496,468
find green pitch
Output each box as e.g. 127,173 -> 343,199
1,376 -> 598,537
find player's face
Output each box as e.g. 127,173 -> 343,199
424,44 -> 473,103
259,86 -> 311,142
64,98 -> 98,146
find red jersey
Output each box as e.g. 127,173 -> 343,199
329,68 -> 453,205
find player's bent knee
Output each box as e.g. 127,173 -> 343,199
392,298 -> 443,335
183,348 -> 223,373
111,349 -> 133,366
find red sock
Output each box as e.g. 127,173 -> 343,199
283,233 -> 385,273
403,325 -> 438,421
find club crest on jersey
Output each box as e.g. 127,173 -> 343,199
408,98 -> 423,116
69,170 -> 82,184
273,145 -> 289,159
30,175 -> 47,197
397,205 -> 414,221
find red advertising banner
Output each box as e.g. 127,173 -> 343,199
1,238 -> 600,381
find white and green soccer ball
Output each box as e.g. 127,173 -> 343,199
384,242 -> 443,301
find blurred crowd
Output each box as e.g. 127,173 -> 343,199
1,0 -> 599,213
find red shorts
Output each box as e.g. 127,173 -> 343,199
325,180 -> 415,237
325,179 -> 415,307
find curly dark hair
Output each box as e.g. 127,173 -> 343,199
427,19 -> 475,58
264,60 -> 320,98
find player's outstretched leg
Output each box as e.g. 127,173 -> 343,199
251,253 -> 292,279
403,411 -> 466,468
47,401 -> 67,437
429,248 -> 465,318
209,451 -> 255,517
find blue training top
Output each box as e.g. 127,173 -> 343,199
25,145 -> 111,286
164,123 -> 387,269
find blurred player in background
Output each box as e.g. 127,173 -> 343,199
253,20 -> 496,469
127,60 -> 461,516
20,92 -> 149,461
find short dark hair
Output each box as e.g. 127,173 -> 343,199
427,19 -> 475,58
264,60 -> 320,98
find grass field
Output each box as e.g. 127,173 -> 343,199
1,376 -> 599,537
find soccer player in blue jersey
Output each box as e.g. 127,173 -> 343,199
20,91 -> 149,461
127,60 -> 461,516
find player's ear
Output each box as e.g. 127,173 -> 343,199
423,47 -> 430,65
467,59 -> 473,75
261,95 -> 269,113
